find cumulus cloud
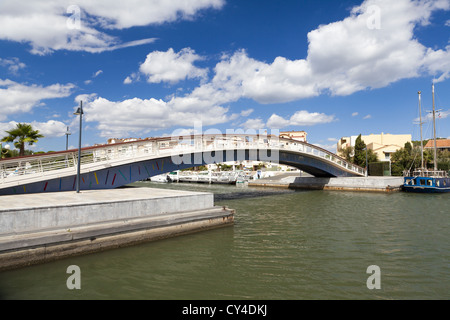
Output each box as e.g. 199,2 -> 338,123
241,118 -> 266,130
0,0 -> 224,54
266,111 -> 336,129
172,0 -> 450,107
65,0 -> 450,138
240,110 -> 336,130
76,94 -> 230,138
138,48 -> 208,84
136,0 -> 449,118
0,79 -> 75,120
0,120 -> 69,139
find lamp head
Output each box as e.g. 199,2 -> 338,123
73,107 -> 83,115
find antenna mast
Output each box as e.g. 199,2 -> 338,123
432,83 -> 437,171
418,91 -> 424,169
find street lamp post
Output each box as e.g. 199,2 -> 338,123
65,126 -> 71,151
73,101 -> 83,193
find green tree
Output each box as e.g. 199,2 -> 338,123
1,123 -> 44,157
341,146 -> 354,162
390,142 -> 423,176
352,134 -> 379,167
353,134 -> 366,167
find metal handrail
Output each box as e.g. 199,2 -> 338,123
0,134 -> 365,183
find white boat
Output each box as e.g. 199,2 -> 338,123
150,173 -> 168,183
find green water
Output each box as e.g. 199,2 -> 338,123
0,182 -> 449,300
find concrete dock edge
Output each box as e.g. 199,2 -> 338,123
249,175 -> 404,192
0,188 -> 235,271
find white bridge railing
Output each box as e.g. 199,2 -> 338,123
0,134 -> 365,185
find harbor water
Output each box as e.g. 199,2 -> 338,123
0,181 -> 448,300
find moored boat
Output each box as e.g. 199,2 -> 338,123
403,84 -> 449,193
403,169 -> 450,193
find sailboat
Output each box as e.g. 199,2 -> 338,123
403,83 -> 450,193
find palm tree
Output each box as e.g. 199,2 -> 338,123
1,123 -> 44,156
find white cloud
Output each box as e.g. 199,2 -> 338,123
363,114 -> 372,119
266,111 -> 336,129
93,70 -> 103,78
32,120 -> 69,138
265,114 -> 290,129
83,0 -> 450,139
26,0 -> 448,139
77,94 -> 230,138
169,0 -> 450,108
123,73 -> 140,84
0,57 -> 26,74
123,77 -> 132,85
0,0 -> 223,54
306,0 -> 449,96
0,79 -> 75,120
241,118 -> 266,130
138,48 -> 208,84
416,109 -> 450,122
352,112 -> 359,117
240,109 -> 254,117
0,120 -> 69,139
423,45 -> 450,83
446,19 -> 450,26
84,69 -> 104,85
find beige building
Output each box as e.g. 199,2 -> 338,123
279,130 -> 307,142
337,133 -> 412,161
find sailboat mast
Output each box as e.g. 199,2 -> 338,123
432,83 -> 438,171
418,91 -> 424,169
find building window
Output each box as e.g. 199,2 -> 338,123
385,153 -> 390,160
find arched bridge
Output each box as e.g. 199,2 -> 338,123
0,134 -> 365,195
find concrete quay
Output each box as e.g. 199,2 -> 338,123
249,173 -> 404,192
0,187 -> 234,271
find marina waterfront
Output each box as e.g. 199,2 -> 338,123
0,181 -> 448,300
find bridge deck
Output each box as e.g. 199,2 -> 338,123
0,134 -> 365,195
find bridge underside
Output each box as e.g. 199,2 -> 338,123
0,149 -> 360,196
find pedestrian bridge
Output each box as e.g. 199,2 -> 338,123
0,134 -> 365,195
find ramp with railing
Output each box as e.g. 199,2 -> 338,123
0,134 -> 365,195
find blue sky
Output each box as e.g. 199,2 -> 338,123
0,0 -> 449,153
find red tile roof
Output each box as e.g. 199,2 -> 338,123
424,139 -> 450,149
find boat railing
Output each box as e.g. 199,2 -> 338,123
404,169 -> 449,178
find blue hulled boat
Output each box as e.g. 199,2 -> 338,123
403,84 -> 449,193
403,169 -> 450,193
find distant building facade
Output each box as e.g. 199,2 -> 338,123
337,133 -> 412,161
424,139 -> 450,152
107,138 -> 141,144
279,130 -> 307,142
